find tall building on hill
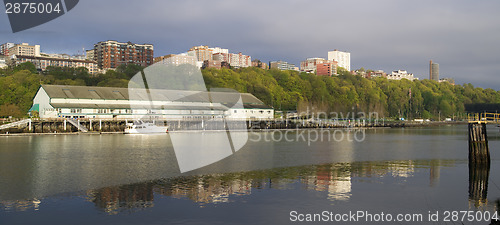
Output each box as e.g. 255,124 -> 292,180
188,46 -> 229,62
429,60 -> 439,81
327,50 -> 350,71
154,54 -> 197,66
93,40 -> 153,69
300,58 -> 337,75
7,43 -> 41,57
212,52 -> 251,68
316,61 -> 337,76
269,60 -> 295,71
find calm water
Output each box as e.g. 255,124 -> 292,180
1,125 -> 500,224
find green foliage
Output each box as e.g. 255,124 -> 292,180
1,65 -> 500,119
13,62 -> 38,74
202,68 -> 500,119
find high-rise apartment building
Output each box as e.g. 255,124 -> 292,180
86,49 -> 95,61
212,52 -> 251,68
316,61 -> 338,76
93,40 -> 153,69
327,50 -> 350,71
300,58 -> 337,75
188,46 -> 229,63
153,54 -> 197,66
429,60 -> 439,81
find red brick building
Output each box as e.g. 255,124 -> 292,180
316,61 -> 338,76
92,40 -> 153,69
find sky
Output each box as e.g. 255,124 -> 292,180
1,0 -> 499,89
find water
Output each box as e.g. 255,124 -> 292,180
1,125 -> 500,224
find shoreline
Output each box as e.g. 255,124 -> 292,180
0,122 -> 467,136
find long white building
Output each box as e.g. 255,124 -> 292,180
387,70 -> 416,81
31,85 -> 273,120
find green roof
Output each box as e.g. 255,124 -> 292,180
29,104 -> 39,112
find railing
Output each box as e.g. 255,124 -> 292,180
0,119 -> 31,130
66,119 -> 88,132
468,113 -> 500,123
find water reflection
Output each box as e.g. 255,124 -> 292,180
2,160 -> 456,215
468,163 -> 490,208
0,199 -> 41,212
468,141 -> 491,208
88,183 -> 155,215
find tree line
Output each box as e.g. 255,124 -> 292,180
1,62 -> 499,119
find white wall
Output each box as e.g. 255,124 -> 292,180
33,87 -> 54,118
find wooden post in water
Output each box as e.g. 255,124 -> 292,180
468,122 -> 491,207
468,122 -> 490,165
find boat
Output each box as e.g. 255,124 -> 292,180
125,120 -> 168,134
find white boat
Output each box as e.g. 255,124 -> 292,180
125,120 -> 168,134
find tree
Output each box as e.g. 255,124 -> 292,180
13,62 -> 37,74
0,104 -> 24,118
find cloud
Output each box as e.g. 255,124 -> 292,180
2,0 -> 500,89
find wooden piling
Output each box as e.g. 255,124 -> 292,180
468,123 -> 490,165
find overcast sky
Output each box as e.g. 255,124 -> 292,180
1,0 -> 499,89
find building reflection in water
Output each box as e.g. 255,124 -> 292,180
0,199 -> 41,212
2,160 -> 466,214
82,160 -> 425,213
87,183 -> 155,215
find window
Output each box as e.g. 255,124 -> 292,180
62,89 -> 75,98
112,91 -> 125,99
70,109 -> 82,114
88,90 -> 101,99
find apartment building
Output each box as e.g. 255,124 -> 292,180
93,40 -> 153,69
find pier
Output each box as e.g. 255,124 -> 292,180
0,117 -> 439,134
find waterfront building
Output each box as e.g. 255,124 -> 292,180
430,60 -> 439,81
13,55 -> 100,74
92,40 -> 154,69
31,85 -> 273,120
327,50 -> 350,71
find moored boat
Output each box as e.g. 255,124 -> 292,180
125,120 -> 168,134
